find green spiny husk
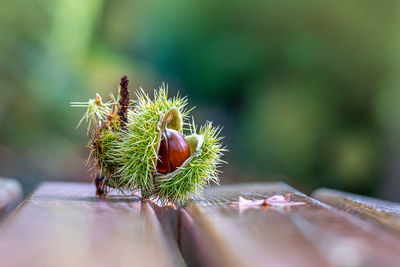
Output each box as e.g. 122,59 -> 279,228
88,119 -> 122,179
111,87 -> 190,193
73,81 -> 225,203
153,122 -> 225,203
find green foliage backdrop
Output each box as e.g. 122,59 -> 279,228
1,0 -> 400,199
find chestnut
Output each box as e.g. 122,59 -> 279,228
156,128 -> 191,174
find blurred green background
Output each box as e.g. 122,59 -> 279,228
1,0 -> 400,200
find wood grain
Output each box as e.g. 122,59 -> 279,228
180,182 -> 400,267
0,182 -> 184,267
313,188 -> 400,233
0,177 -> 22,221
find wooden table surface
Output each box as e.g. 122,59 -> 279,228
0,177 -> 22,221
313,188 -> 400,233
0,182 -> 184,267
181,183 -> 400,267
1,181 -> 400,267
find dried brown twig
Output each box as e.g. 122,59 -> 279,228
118,75 -> 130,128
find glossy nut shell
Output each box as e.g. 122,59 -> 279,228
156,128 -> 191,174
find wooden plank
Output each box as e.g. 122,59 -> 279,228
0,177 -> 22,221
0,182 -> 184,267
150,203 -> 179,245
312,188 -> 400,233
180,182 -> 400,267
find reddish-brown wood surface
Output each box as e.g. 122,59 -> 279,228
180,183 -> 400,267
2,181 -> 400,267
0,177 -> 22,220
0,182 -> 184,267
313,188 -> 400,233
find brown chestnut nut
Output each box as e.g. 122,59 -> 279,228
156,128 -> 191,174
